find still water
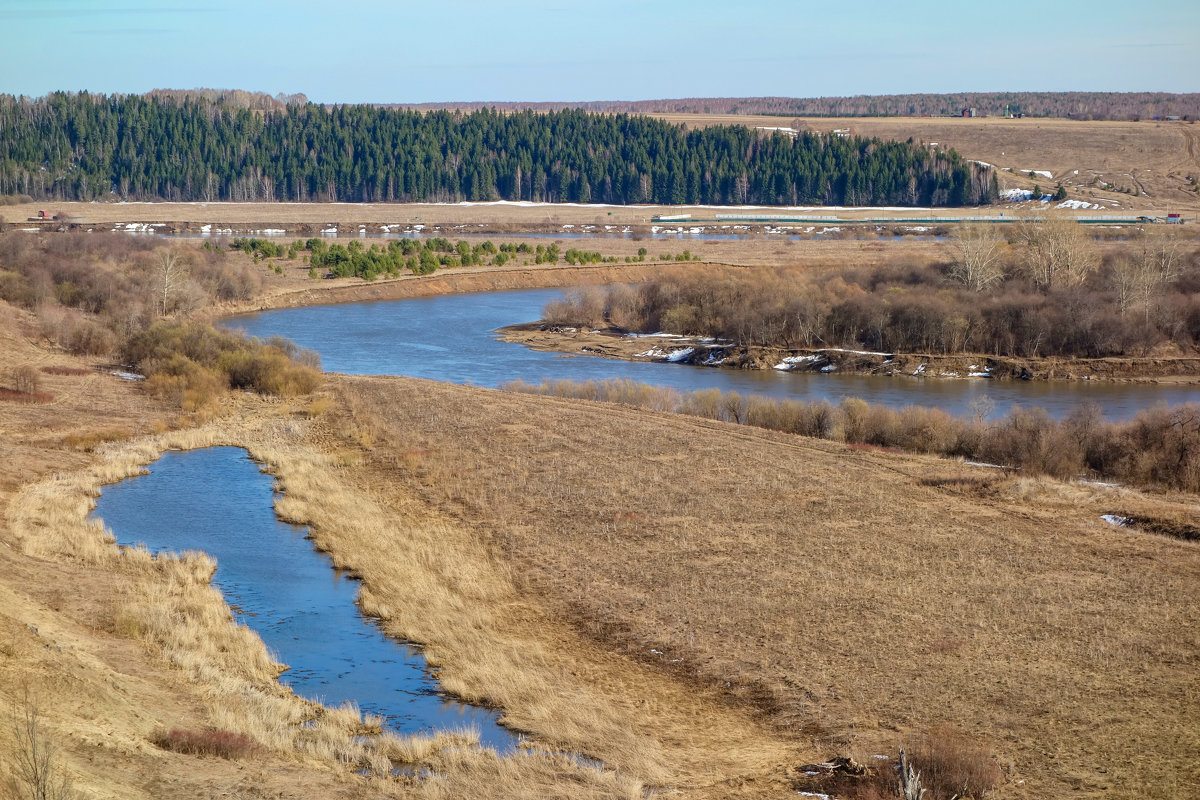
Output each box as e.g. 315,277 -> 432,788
91,446 -> 514,749
224,288 -> 1200,420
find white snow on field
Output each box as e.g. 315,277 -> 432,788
972,161 -> 993,169
626,332 -> 684,339
1025,170 -> 1053,179
968,371 -> 992,378
320,227 -> 337,235
964,460 -> 1004,469
1001,188 -> 1033,201
1101,514 -> 1131,527
111,371 -> 145,381
1055,199 -> 1102,210
200,224 -> 212,233
912,364 -> 926,375
819,364 -> 837,372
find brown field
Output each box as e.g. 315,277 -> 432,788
333,375 -> 1200,799
1,230 -> 1199,799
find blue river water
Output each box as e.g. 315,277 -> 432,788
91,446 -> 514,749
223,287 -> 1200,421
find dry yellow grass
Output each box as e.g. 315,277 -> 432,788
1,308 -> 798,798
4,227 -> 1200,799
331,374 -> 1200,800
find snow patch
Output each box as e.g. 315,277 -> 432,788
773,355 -> 819,370
665,347 -> 695,362
1101,514 -> 1131,527
111,371 -> 145,381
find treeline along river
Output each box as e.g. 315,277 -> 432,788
222,288 -> 1200,420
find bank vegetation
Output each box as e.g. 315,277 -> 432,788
545,223 -> 1200,361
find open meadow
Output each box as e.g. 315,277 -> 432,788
0,219 -> 1198,800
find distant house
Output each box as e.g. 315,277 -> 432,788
961,107 -> 977,118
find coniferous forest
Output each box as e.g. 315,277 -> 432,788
0,92 -> 997,206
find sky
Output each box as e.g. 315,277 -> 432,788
1,0 -> 1197,103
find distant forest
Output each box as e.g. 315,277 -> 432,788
0,92 -> 996,206
398,92 -> 1200,121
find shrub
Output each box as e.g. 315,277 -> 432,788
40,365 -> 91,376
216,348 -> 321,396
904,726 -> 1002,800
151,727 -> 254,759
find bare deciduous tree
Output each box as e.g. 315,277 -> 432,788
10,365 -> 41,395
8,691 -> 77,800
1018,213 -> 1098,290
155,248 -> 188,317
1140,227 -> 1183,285
1108,253 -> 1156,315
948,224 -> 1005,291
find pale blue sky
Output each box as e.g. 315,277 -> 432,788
1,0 -> 1196,102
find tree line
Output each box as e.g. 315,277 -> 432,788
0,92 -> 996,206
423,92 -> 1200,121
227,236 -> 682,281
545,226 -> 1200,360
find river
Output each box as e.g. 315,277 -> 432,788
223,288 -> 1200,420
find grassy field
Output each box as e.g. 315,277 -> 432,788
2,231 -> 1199,799
333,375 -> 1200,799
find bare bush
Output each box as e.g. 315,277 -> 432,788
7,692 -> 78,800
904,726 -> 1002,800
151,727 -> 254,760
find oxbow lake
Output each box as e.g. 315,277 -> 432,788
91,447 -> 514,749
